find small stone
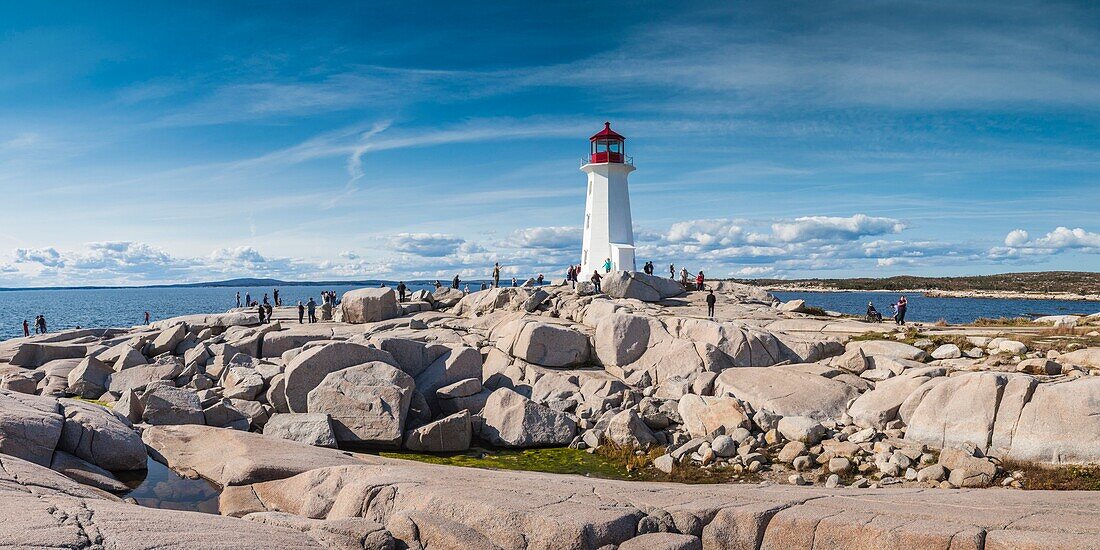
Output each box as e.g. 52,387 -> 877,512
788,474 -> 809,486
711,434 -> 737,458
792,455 -> 812,472
825,474 -> 840,488
653,454 -> 674,474
828,457 -> 852,475
778,441 -> 807,464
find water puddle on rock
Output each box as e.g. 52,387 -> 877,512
116,456 -> 221,514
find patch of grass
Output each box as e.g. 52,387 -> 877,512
1002,460 -> 1100,491
70,396 -> 112,408
378,444 -> 756,484
801,306 -> 829,317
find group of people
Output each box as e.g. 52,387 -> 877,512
866,296 -> 908,325
642,261 -> 706,291
22,315 -> 47,336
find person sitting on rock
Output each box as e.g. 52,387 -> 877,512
866,302 -> 882,323
706,290 -> 716,318
591,270 -> 603,293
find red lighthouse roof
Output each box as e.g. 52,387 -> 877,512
590,121 -> 625,141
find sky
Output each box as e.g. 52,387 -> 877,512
1,1 -> 1098,287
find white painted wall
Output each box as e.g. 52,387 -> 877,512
580,162 -> 636,276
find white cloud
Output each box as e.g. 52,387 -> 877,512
389,233 -> 466,257
211,246 -> 267,264
770,215 -> 906,243
1031,227 -> 1100,250
509,226 -> 580,250
665,219 -> 747,248
1004,229 -> 1030,247
14,247 -> 64,267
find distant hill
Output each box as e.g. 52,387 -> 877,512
733,271 -> 1100,295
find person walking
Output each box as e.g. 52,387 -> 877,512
669,264 -> 675,279
591,270 -> 603,293
263,293 -> 270,306
265,302 -> 273,322
603,258 -> 612,273
144,311 -> 150,325
307,297 -> 317,323
696,270 -> 705,291
37,315 -> 47,334
297,301 -> 305,324
706,290 -> 716,318
257,302 -> 266,324
236,291 -> 241,308
492,262 -> 502,288
397,281 -> 407,302
22,319 -> 29,337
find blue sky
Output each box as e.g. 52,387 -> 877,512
1,1 -> 1098,286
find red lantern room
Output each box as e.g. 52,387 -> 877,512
589,122 -> 626,164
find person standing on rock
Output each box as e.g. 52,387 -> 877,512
256,303 -> 266,324
603,258 -> 612,273
307,297 -> 317,323
493,262 -> 502,288
696,270 -> 705,291
397,281 -> 407,302
537,273 -> 544,285
144,311 -> 150,325
22,319 -> 29,337
511,277 -> 517,287
669,263 -> 675,279
566,265 -> 575,288
591,270 -> 603,293
706,289 -> 716,318
37,315 -> 47,334
273,288 -> 280,307
680,267 -> 690,285
895,296 -> 908,325
452,274 -> 461,289
297,301 -> 305,324
236,291 -> 241,308
245,292 -> 251,307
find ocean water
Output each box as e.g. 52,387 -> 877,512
3,284 -> 1098,342
772,290 -> 1100,325
0,282 -> 477,341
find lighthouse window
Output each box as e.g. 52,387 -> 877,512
609,142 -> 621,153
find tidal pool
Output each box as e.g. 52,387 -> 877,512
116,456 -> 221,514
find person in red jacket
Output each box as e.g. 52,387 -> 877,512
696,270 -> 705,291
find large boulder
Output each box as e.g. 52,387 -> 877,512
340,288 -> 400,324
141,386 -> 205,426
677,395 -> 751,439
414,346 -> 482,412
263,413 -> 338,448
848,369 -> 945,429
1005,377 -> 1100,463
106,358 -> 185,394
141,424 -> 367,486
283,342 -> 397,413
9,343 -> 91,368
479,388 -> 576,447
404,410 -> 472,452
306,362 -> 415,447
0,389 -> 63,466
65,356 -> 113,398
496,319 -> 591,368
904,372 -> 1008,453
57,399 -> 146,471
223,366 -> 264,400
593,313 -> 657,367
602,271 -> 685,302
604,409 -> 658,448
845,340 -> 927,362
149,323 -> 187,356
714,366 -> 860,422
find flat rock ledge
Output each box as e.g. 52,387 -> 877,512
218,458 -> 1100,550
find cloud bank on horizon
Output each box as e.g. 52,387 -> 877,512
0,1 -> 1098,286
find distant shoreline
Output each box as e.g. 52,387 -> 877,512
764,285 -> 1100,302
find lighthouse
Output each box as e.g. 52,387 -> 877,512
580,122 -> 636,277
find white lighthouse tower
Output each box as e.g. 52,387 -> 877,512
580,122 -> 636,277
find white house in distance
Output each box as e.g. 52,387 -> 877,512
580,122 -> 636,276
